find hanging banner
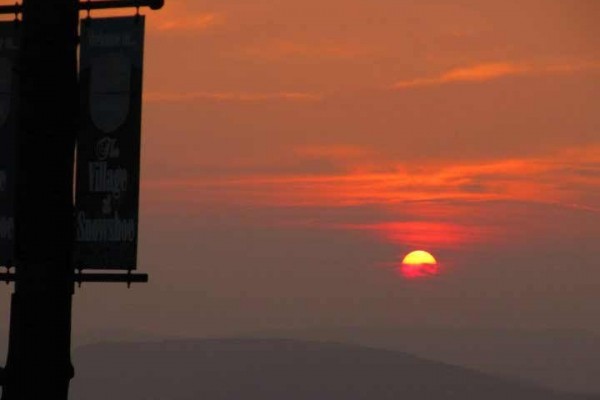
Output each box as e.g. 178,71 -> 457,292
75,16 -> 145,270
0,22 -> 19,267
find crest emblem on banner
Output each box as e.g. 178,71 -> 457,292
0,58 -> 12,127
90,53 -> 131,133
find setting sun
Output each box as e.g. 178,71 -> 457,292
400,250 -> 438,279
402,250 -> 437,265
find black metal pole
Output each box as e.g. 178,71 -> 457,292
2,0 -> 78,398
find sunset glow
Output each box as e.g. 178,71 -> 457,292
0,1 -> 596,396
127,0 -> 599,342
143,146 -> 600,212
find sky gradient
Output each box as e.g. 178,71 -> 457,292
101,0 -> 599,328
1,0 -> 599,378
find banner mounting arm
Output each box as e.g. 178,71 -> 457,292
0,271 -> 149,285
0,0 -> 164,15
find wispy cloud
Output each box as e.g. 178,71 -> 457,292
146,0 -> 223,33
144,146 -> 600,212
392,61 -> 600,89
144,91 -> 323,103
141,145 -> 600,252
394,63 -> 529,89
155,12 -> 222,32
339,221 -> 494,249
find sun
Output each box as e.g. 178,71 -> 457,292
400,250 -> 439,278
402,250 -> 437,265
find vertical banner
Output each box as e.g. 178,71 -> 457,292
75,17 -> 145,269
0,22 -> 19,267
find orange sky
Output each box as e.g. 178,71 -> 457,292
59,0 -> 594,340
0,3 -> 598,395
0,0 -> 596,356
134,0 -> 600,257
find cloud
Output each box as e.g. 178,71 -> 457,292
154,12 -> 222,32
145,1 -> 223,33
143,145 -> 600,212
393,63 -> 530,89
393,61 -> 600,89
339,221 -> 494,249
141,145 -> 600,252
144,91 -> 323,103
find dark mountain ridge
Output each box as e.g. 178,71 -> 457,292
71,338 -> 599,400
247,326 -> 600,394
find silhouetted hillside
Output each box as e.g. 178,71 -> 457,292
248,327 -> 600,394
71,338 -> 598,400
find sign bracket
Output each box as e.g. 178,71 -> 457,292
0,269 -> 148,285
0,0 -> 164,15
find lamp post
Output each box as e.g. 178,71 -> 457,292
2,1 -> 79,397
0,1 -> 163,398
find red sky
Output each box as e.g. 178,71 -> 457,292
1,0 -> 598,372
